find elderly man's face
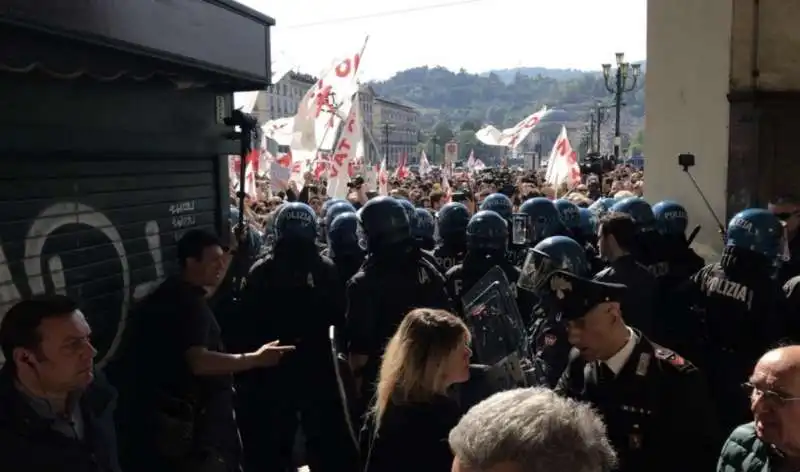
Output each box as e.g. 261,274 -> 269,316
749,349 -> 800,454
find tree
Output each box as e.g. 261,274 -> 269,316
460,120 -> 479,132
433,121 -> 455,144
629,129 -> 645,154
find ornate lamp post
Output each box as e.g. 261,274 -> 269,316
602,52 -> 641,159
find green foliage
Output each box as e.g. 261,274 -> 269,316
370,65 -> 646,150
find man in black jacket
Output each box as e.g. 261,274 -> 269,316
0,295 -> 121,472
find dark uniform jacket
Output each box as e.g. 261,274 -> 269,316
0,366 -> 121,472
595,255 -> 657,336
555,333 -> 720,472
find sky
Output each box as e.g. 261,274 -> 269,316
238,0 -> 647,81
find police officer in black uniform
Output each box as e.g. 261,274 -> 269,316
320,201 -> 356,256
479,193 -> 518,266
397,197 -> 446,275
328,212 -> 365,284
652,200 -> 706,285
550,270 -> 719,472
594,212 -> 657,337
516,197 -> 572,249
412,208 -> 436,251
318,198 -> 350,245
433,202 -> 470,272
445,210 -> 535,320
518,235 -> 591,387
236,202 -> 357,472
556,198 -> 602,273
610,198 -> 670,280
684,208 -> 789,435
346,197 -> 452,402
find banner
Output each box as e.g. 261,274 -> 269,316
327,98 -> 364,199
476,107 -> 552,149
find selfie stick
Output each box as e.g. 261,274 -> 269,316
680,163 -> 726,239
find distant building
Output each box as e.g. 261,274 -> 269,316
252,71 -> 317,123
373,96 -> 420,166
357,84 -> 378,163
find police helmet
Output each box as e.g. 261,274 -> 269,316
518,235 -> 591,294
588,197 -> 618,218
324,201 -> 356,233
726,208 -> 789,262
412,208 -> 436,242
328,212 -> 362,257
466,210 -> 508,252
436,202 -> 470,241
357,196 -> 411,250
554,199 -> 582,233
516,197 -> 565,244
610,197 -> 656,232
322,198 -> 347,217
578,208 -> 598,239
274,202 -> 318,242
479,193 -> 513,220
652,200 -> 689,236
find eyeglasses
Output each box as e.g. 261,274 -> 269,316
743,382 -> 800,406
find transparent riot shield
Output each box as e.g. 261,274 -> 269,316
461,266 -> 528,390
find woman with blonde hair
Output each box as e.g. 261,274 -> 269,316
362,308 -> 471,472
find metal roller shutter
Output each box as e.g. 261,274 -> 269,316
0,156 -> 221,365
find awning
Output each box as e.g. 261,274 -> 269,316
0,0 -> 274,91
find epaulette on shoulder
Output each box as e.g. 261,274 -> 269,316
653,346 -> 693,372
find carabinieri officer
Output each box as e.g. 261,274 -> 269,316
546,269 -> 722,472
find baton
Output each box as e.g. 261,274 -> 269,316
687,225 -> 701,245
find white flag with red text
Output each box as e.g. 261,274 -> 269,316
476,107 -> 552,149
419,151 -> 431,177
545,126 -> 582,189
378,158 -> 389,196
327,98 -> 364,199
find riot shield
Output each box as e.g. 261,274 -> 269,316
461,266 -> 528,391
328,326 -> 359,451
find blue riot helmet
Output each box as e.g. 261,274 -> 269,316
578,208 -> 598,240
322,198 -> 347,217
479,193 -> 513,221
554,199 -> 582,234
588,197 -> 618,218
436,202 -> 470,243
514,197 -> 566,245
274,202 -> 318,243
328,212 -> 362,257
396,197 -> 417,224
324,201 -> 356,234
518,235 -> 591,294
611,197 -> 657,233
357,196 -> 411,251
652,200 -> 689,236
466,210 -> 508,253
726,208 -> 789,262
412,208 -> 436,249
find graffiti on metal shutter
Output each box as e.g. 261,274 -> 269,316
0,199 -> 202,366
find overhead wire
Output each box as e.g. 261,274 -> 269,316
282,0 -> 491,29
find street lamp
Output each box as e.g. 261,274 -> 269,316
381,122 -> 394,165
602,52 -> 641,159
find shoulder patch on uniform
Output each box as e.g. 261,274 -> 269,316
654,347 -> 690,370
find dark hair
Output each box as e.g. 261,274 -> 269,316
598,212 -> 637,251
0,295 -> 80,365
429,191 -> 444,206
177,229 -> 222,268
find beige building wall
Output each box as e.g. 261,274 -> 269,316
645,0 -> 734,259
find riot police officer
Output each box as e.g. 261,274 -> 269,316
652,200 -> 706,284
445,210 -> 535,320
346,197 -> 452,402
578,207 -> 599,249
397,197 -> 446,274
328,212 -> 365,284
412,208 -> 436,250
588,197 -> 618,219
433,202 -> 470,272
479,193 -> 518,265
237,202 -> 357,472
514,198 -> 572,254
556,199 -> 602,273
318,198 -> 348,245
320,201 -> 356,254
685,208 -> 790,435
610,197 -> 670,280
518,235 -> 591,387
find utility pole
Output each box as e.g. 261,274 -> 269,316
588,113 -> 596,153
602,53 -> 641,159
382,122 -> 391,165
431,135 -> 439,164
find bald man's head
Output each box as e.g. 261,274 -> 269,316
750,345 -> 800,457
